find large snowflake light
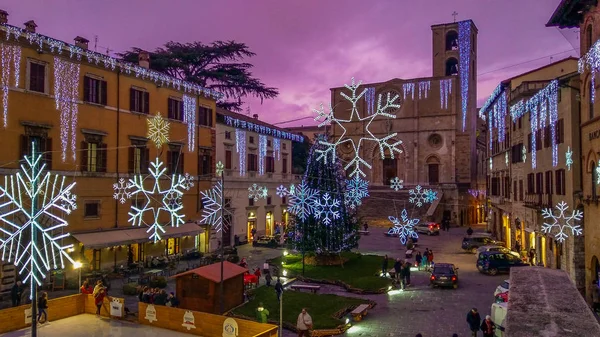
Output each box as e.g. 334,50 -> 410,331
541,201 -> 583,242
409,185 -> 437,207
288,180 -> 318,221
390,177 -> 404,191
345,176 -> 369,210
200,180 -> 225,233
313,78 -> 403,178
0,143 -> 77,298
115,157 -> 194,242
387,209 -> 419,245
248,184 -> 268,201
147,112 -> 170,148
314,193 -> 341,225
276,184 -> 295,198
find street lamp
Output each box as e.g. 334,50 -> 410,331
73,261 -> 82,293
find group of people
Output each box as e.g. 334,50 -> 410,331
466,307 -> 496,337
255,303 -> 312,337
415,248 -> 434,271
137,286 -> 179,307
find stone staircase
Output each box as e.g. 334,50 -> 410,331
358,186 -> 442,227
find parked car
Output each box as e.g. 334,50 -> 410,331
415,222 -> 440,236
494,279 -> 510,297
477,251 -> 528,275
429,263 -> 459,289
477,245 -> 520,258
462,235 -> 502,253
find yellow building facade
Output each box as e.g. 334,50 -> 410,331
0,17 -> 217,277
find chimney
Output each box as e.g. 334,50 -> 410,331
24,20 -> 37,33
74,36 -> 89,50
138,50 -> 150,69
0,10 -> 8,25
253,114 -> 259,119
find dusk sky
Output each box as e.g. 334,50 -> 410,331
2,0 -> 579,127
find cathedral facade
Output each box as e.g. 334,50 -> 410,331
329,20 -> 482,225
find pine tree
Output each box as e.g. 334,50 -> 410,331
291,137 -> 359,255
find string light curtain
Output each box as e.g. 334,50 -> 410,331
53,57 -> 80,162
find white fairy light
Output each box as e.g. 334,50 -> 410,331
439,79 -> 452,109
418,81 -> 430,99
1,43 -> 21,128
258,135 -> 267,175
541,201 -> 583,243
273,138 -> 281,160
235,129 -> 247,176
54,57 -> 80,162
183,95 -> 197,152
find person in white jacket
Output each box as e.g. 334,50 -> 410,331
296,308 -> 313,337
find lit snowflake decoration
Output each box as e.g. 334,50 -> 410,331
0,143 -> 77,298
289,184 -> 296,196
314,193 -> 341,225
276,184 -> 295,198
216,161 -> 224,177
313,78 -> 403,178
565,147 -> 573,171
113,178 -> 131,204
541,201 -> 583,242
147,111 -> 170,148
288,180 -> 318,221
200,180 -> 226,232
387,209 -> 419,245
390,177 -> 404,191
248,184 -> 268,201
409,185 -> 437,207
119,157 -> 194,242
522,145 -> 527,163
345,176 -> 369,209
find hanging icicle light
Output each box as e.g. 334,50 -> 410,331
440,79 -> 452,109
1,43 -> 21,128
258,135 -> 267,175
273,138 -> 281,160
235,129 -> 246,176
458,20 -> 472,132
418,81 -> 430,99
54,57 -> 80,162
183,95 -> 197,152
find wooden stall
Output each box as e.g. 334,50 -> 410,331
138,302 -> 278,337
172,261 -> 247,314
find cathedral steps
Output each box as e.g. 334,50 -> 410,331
357,187 -> 437,227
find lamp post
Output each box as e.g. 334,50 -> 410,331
216,161 -> 225,315
73,261 -> 82,293
279,291 -> 283,337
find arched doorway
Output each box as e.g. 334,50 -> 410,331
383,157 -> 397,186
426,156 -> 440,185
367,139 -> 407,186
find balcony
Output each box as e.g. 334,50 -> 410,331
523,193 -> 552,209
490,195 -> 506,205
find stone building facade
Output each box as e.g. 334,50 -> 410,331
329,20 -> 479,225
548,0 -> 600,301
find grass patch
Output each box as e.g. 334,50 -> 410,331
272,252 -> 391,292
231,286 -> 368,330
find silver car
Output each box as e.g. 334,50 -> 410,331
415,222 -> 440,235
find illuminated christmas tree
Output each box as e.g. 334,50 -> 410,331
289,136 -> 358,254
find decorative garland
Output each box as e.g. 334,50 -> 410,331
1,43 -> 20,127
0,23 -> 223,100
224,115 -> 302,142
54,57 -> 80,162
183,95 -> 196,152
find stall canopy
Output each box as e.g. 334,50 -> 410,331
172,261 -> 247,282
72,223 -> 204,249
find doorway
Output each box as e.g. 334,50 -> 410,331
167,238 -> 180,255
428,164 -> 439,184
248,220 -> 256,241
266,212 -> 273,236
383,157 -> 397,185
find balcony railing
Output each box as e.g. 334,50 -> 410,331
523,193 -> 552,209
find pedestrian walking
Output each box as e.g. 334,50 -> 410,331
296,308 -> 313,337
255,302 -> 269,323
528,248 -> 536,265
393,258 -> 402,285
466,307 -> 481,337
480,315 -> 496,337
466,227 -> 474,236
37,292 -> 48,323
94,283 -> 108,315
265,272 -> 273,287
415,251 -> 422,271
403,261 -> 412,286
382,255 -> 389,276
363,222 -> 369,232
427,250 -> 434,269
514,240 -> 521,253
275,278 -> 284,301
11,281 -> 22,307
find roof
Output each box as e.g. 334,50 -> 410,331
72,223 -> 203,249
431,19 -> 479,33
546,0 -> 598,28
505,267 -> 600,336
172,261 -> 248,283
216,107 -> 304,142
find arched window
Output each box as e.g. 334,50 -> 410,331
426,156 -> 440,185
587,25 -> 593,52
446,58 -> 459,76
445,31 -> 459,51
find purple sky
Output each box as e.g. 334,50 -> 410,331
2,0 -> 579,127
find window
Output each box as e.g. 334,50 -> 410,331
536,173 -> 543,194
84,201 -> 100,218
81,140 -> 107,173
504,177 -> 510,198
28,61 -> 46,93
83,76 -> 107,105
267,196 -> 272,205
587,25 -> 593,52
225,150 -> 232,170
282,143 -> 287,150
130,88 -> 149,114
248,153 -> 258,171
168,98 -> 183,121
200,153 -> 211,176
544,126 -> 551,148
513,181 -> 517,201
445,58 -> 458,76
282,196 -> 286,204
527,133 -> 532,153
282,156 -> 288,174
20,135 -> 52,170
527,173 -> 535,194
129,143 -> 149,174
225,131 -> 232,140
556,119 -> 564,144
266,156 -> 275,173
198,106 -> 213,127
545,171 -> 553,195
267,140 -> 272,147
518,117 -> 522,129
491,177 -> 500,196
519,180 -> 523,201
248,198 -> 254,206
555,169 -> 566,196
167,144 -> 184,175
249,136 -> 255,144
